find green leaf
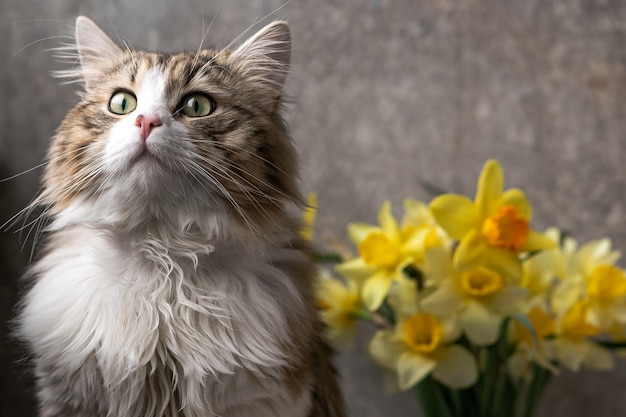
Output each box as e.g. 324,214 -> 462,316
598,341 -> 626,349
512,313 -> 538,359
402,264 -> 425,290
420,179 -> 450,197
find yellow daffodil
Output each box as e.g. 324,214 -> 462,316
386,276 -> 420,320
369,312 -> 477,390
520,228 -> 572,309
336,202 -> 425,311
300,192 -> 318,241
401,199 -> 452,265
508,306 -> 558,377
552,238 -> 626,332
544,301 -> 614,372
430,160 -> 555,282
315,271 -> 361,348
421,247 -> 528,345
522,229 -> 563,291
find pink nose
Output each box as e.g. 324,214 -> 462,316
135,114 -> 163,140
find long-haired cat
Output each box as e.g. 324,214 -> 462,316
16,16 -> 345,417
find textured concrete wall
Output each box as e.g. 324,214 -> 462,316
2,1 -> 626,416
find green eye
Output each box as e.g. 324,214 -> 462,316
108,91 -> 137,115
181,94 -> 215,117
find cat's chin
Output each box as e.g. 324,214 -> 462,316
130,148 -> 160,168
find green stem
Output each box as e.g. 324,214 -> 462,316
598,341 -> 626,349
491,371 -> 517,417
378,300 -> 397,326
480,347 -> 496,416
449,389 -> 463,417
522,366 -> 552,417
353,308 -> 372,322
415,377 -> 455,417
460,387 -> 480,417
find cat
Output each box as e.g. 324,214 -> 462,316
15,16 -> 346,417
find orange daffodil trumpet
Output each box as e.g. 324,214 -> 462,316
430,159 -> 555,282
311,159 -> 626,417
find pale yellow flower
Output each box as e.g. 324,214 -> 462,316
430,160 -> 555,282
386,276 -> 420,320
552,238 -> 626,332
520,228 -> 573,313
545,301 -> 614,372
316,271 -> 361,349
336,202 -> 425,311
508,306 -> 558,378
369,312 -> 477,390
401,199 -> 452,265
421,247 -> 528,346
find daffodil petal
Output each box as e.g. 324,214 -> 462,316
403,199 -> 429,226
460,301 -> 501,346
583,342 -> 615,371
551,277 -> 583,316
524,244 -> 561,283
420,282 -> 463,316
521,230 -> 557,252
555,339 -> 585,372
430,195 -> 479,240
424,246 -> 455,284
336,258 -> 377,281
431,345 -> 478,389
379,201 -> 401,243
387,277 -> 420,320
475,159 -> 503,218
490,285 -> 528,314
577,239 -> 620,273
369,331 -> 403,370
440,316 -> 462,342
483,246 -> 523,282
347,223 -> 379,245
453,229 -> 487,271
401,227 -> 430,255
499,188 -> 532,220
362,271 -> 394,311
397,352 -> 437,390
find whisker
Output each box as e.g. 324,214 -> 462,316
0,161 -> 48,183
190,150 -> 289,203
12,35 -> 68,57
182,150 -> 283,232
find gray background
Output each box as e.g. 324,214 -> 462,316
2,0 -> 626,416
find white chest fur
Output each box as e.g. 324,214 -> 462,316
19,226 -> 311,417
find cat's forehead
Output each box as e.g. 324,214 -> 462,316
116,50 -> 229,84
95,49 -> 233,95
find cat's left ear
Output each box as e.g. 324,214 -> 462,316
75,16 -> 123,90
230,21 -> 291,108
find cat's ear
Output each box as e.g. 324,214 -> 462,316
230,21 -> 291,108
75,16 -> 122,90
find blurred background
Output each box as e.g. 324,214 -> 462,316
2,0 -> 626,416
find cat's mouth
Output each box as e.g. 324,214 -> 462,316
130,143 -> 163,167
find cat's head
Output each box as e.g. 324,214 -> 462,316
42,16 -> 300,237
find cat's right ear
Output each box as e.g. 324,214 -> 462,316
75,16 -> 122,90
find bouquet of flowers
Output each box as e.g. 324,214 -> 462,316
312,160 -> 626,417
